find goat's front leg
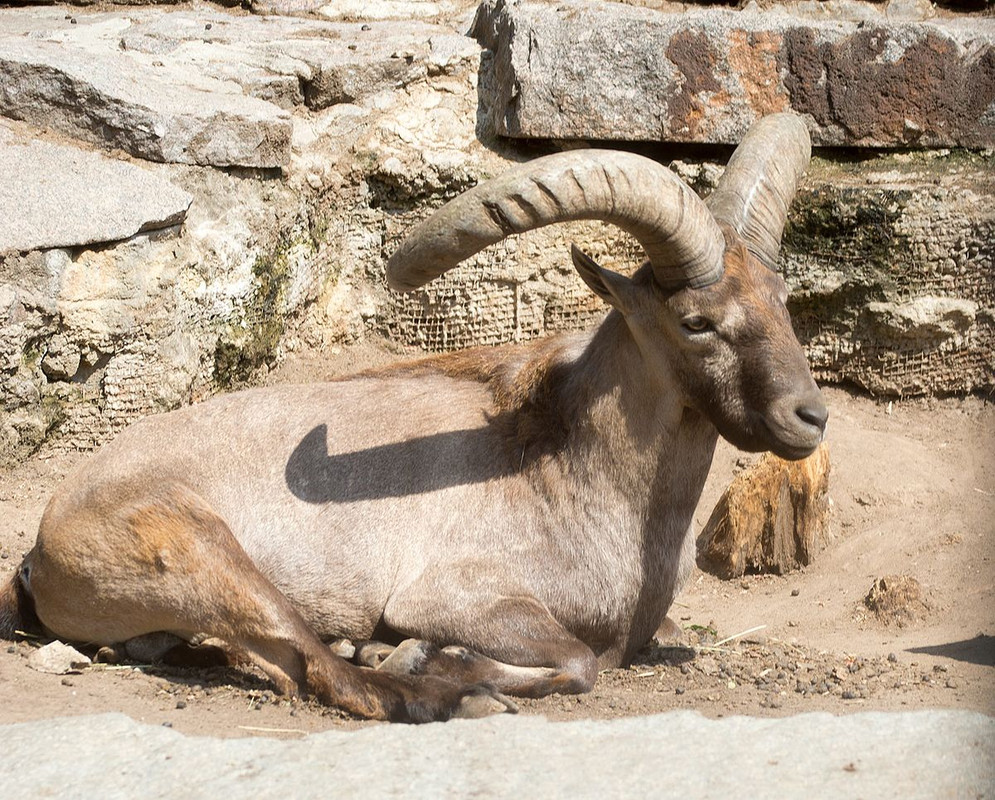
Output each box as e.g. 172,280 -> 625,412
382,569 -> 598,698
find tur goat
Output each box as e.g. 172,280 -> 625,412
0,113 -> 827,722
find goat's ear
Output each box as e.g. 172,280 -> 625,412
571,245 -> 635,312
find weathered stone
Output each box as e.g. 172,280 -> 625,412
781,152 -> 994,397
697,443 -> 832,579
0,711 -> 993,798
473,0 -> 995,148
0,8 -> 478,123
26,641 -> 92,675
865,297 -> 978,342
249,0 -> 455,20
0,35 -> 292,167
0,122 -> 192,254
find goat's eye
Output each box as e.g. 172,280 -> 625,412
681,316 -> 712,334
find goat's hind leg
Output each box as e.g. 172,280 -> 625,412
27,484 -> 509,722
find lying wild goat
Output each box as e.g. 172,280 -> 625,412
0,113 -> 826,722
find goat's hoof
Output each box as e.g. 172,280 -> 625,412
94,645 -> 123,664
355,640 -> 397,668
378,638 -> 436,674
453,686 -> 518,719
328,638 -> 356,660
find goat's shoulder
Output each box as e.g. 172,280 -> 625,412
352,337 -> 580,399
354,336 -> 587,458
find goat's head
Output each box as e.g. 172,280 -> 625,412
386,113 -> 827,460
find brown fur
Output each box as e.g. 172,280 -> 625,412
0,567 -> 39,640
359,336 -> 577,466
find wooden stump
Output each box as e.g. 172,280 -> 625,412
697,443 -> 831,579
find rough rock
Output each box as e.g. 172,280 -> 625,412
26,641 -> 92,675
697,443 -> 832,579
0,5 -> 487,465
0,8 -> 479,167
473,0 -> 995,147
0,711 -> 992,798
0,37 -> 293,168
0,122 -> 192,254
781,153 -> 994,397
250,0 -> 457,21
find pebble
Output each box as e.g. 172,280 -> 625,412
176,700 -> 187,710
946,678 -> 959,689
888,653 -> 898,662
790,588 -> 800,597
675,687 -> 685,695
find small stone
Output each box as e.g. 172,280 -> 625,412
791,588 -> 800,597
162,722 -> 173,728
842,690 -> 857,700
946,678 -> 959,689
675,687 -> 685,696
27,641 -> 92,675
888,653 -> 899,663
176,700 -> 187,709
61,677 -> 74,687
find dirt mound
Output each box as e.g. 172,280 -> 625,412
863,575 -> 932,627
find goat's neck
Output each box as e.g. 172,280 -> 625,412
524,312 -> 719,526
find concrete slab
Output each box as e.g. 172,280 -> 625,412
0,710 -> 991,799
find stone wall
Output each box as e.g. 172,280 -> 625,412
0,0 -> 992,465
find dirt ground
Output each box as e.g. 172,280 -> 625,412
0,340 -> 992,738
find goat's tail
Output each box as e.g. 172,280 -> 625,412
0,562 -> 39,640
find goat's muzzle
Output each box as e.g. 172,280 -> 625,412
761,388 -> 829,461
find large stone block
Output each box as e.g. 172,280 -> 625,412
473,0 -> 995,148
0,38 -> 292,168
0,122 -> 192,254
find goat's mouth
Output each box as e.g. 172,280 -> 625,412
756,411 -> 826,461
720,405 -> 826,461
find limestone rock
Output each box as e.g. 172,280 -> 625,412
473,0 -> 995,148
0,122 -> 192,254
865,297 -> 978,343
250,0 -> 455,21
697,443 -> 831,579
0,36 -> 292,168
26,641 -> 92,675
781,157 -> 994,397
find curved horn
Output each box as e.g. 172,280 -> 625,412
386,149 -> 725,292
705,113 -> 811,269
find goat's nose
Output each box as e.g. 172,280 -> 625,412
796,401 -> 829,432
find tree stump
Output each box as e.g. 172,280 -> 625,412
697,443 -> 831,579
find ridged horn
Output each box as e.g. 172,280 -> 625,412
386,149 -> 725,292
706,113 -> 811,269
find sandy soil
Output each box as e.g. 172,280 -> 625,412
1,341 -> 992,738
